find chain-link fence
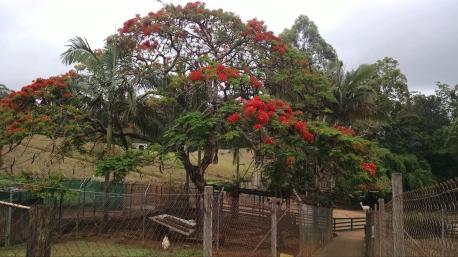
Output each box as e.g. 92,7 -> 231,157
0,185 -> 203,257
0,183 -> 333,257
366,176 -> 458,257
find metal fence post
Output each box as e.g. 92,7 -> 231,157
203,186 -> 213,257
392,173 -> 404,257
271,201 -> 278,257
378,198 -> 384,257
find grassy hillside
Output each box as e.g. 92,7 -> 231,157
1,135 -> 256,185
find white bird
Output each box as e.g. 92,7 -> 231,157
360,202 -> 371,213
162,235 -> 171,250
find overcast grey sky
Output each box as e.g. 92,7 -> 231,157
1,0 -> 457,94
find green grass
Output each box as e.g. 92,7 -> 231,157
0,240 -> 202,257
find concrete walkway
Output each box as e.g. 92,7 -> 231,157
314,230 -> 365,257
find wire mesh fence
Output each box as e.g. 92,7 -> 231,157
0,183 -> 333,257
366,176 -> 458,257
0,185 -> 203,257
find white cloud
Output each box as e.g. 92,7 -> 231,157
0,0 -> 457,93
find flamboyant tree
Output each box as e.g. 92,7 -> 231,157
117,2 -> 290,192
0,72 -> 91,171
113,2 -> 391,196
220,96 -> 388,195
1,2 -> 392,200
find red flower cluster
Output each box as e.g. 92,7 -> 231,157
228,96 -> 315,144
227,113 -> 240,124
184,1 -> 206,13
188,64 -> 240,83
263,136 -> 274,145
189,70 -> 204,81
294,120 -> 314,143
0,73 -> 74,109
244,19 -> 287,54
4,122 -> 24,135
253,123 -> 263,130
40,115 -> 50,122
335,125 -> 355,136
361,162 -> 377,177
250,76 -> 263,89
119,16 -> 141,34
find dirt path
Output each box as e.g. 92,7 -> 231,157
314,230 -> 365,257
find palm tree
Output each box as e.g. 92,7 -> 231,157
61,36 -> 159,222
326,61 -> 378,124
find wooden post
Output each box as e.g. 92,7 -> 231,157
216,190 -> 224,253
141,193 -> 146,244
203,186 -> 213,257
298,203 -> 305,257
76,191 -> 80,235
378,198 -> 384,257
26,205 -> 53,257
5,189 -> 13,246
441,208 -> 445,257
392,173 -> 404,257
271,201 -> 278,257
350,218 -> 353,231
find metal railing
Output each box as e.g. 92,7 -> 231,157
333,217 -> 366,231
365,175 -> 458,257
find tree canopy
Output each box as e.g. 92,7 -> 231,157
1,2 -> 456,205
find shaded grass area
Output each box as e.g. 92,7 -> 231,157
1,135 -> 256,184
0,240 -> 202,257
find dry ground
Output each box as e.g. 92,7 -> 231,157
314,230 -> 365,257
1,135 -> 255,184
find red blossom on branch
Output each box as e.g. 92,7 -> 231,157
227,113 -> 240,124
335,125 -> 355,136
228,96 -> 315,144
361,162 -> 377,176
253,123 -> 263,130
188,70 -> 204,81
256,110 -> 270,125
278,115 -> 290,125
250,76 -> 263,89
244,105 -> 256,118
263,136 -> 274,145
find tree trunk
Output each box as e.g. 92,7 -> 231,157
179,139 -> 217,225
102,112 -> 113,223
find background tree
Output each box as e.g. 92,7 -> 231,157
281,15 -> 338,70
0,84 -> 11,98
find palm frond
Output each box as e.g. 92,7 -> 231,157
61,37 -> 99,67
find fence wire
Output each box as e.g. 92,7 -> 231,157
366,177 -> 458,257
0,183 -> 333,257
0,185 -> 203,257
